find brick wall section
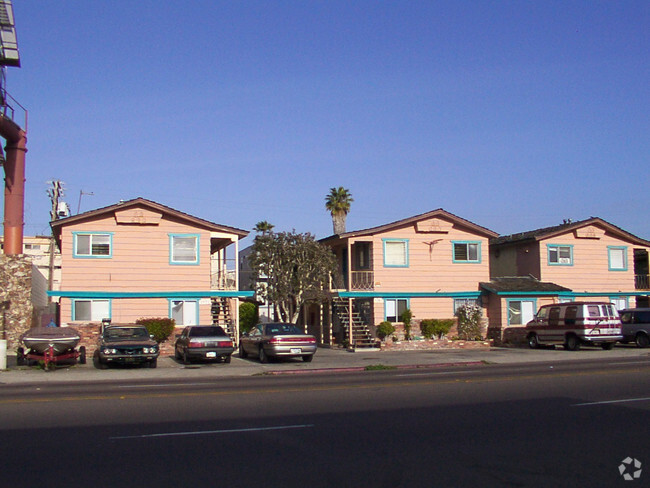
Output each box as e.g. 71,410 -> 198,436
0,255 -> 34,351
380,338 -> 493,350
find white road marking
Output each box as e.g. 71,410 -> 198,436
572,397 -> 650,407
110,424 -> 314,440
118,383 -> 210,388
396,370 -> 480,377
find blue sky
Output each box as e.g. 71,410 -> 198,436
3,1 -> 649,246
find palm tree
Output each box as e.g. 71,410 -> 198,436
254,221 -> 274,235
325,187 -> 353,235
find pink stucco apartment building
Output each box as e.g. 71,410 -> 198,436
484,217 -> 650,340
49,198 -> 252,337
318,209 -> 499,345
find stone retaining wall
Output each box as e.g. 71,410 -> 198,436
0,255 -> 34,350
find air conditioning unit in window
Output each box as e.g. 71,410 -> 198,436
559,258 -> 570,264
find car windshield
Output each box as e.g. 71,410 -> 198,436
265,324 -> 303,335
189,327 -> 226,337
105,327 -> 149,340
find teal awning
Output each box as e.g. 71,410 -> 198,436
48,290 -> 255,299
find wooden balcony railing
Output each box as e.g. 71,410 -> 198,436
211,270 -> 237,290
636,274 -> 650,290
211,258 -> 238,290
351,271 -> 374,290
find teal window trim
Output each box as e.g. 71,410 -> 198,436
505,298 -> 537,326
168,298 -> 200,325
384,297 -> 410,322
382,239 -> 409,268
452,241 -> 481,263
71,298 -> 112,321
547,244 -> 574,266
169,233 -> 200,265
607,246 -> 628,271
72,231 -> 114,259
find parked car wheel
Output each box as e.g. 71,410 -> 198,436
223,354 -> 231,364
601,342 -> 614,350
78,346 -> 86,364
302,354 -> 313,363
175,347 -> 182,360
564,334 -> 581,351
239,343 -> 248,359
93,351 -> 108,369
527,333 -> 540,349
635,333 -> 650,348
16,347 -> 25,366
259,347 -> 269,364
149,359 -> 157,368
183,351 -> 191,365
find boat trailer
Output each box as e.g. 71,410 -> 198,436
16,345 -> 87,370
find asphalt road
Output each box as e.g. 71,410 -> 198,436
1,357 -> 649,487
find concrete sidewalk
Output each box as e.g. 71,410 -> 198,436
1,345 -> 649,385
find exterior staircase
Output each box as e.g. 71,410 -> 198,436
211,297 -> 235,339
333,297 -> 378,348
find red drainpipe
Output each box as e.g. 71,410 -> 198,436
0,114 -> 27,255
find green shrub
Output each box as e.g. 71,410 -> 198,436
376,321 -> 396,341
136,317 -> 176,343
239,302 -> 258,333
420,319 -> 454,339
401,308 -> 412,340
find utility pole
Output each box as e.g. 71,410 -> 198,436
46,180 -> 64,303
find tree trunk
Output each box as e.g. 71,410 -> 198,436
332,212 -> 346,235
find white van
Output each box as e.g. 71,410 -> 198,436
525,302 -> 622,351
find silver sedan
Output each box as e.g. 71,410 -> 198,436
239,323 -> 317,363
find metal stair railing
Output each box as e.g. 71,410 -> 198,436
333,297 -> 377,348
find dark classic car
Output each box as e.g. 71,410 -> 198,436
93,324 -> 159,369
174,325 -> 234,364
239,322 -> 317,363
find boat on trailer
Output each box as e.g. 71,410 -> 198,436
21,327 -> 81,354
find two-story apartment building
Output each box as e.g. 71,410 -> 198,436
485,217 -> 650,339
320,209 -> 498,345
49,198 -> 252,338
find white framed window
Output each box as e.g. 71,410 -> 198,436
383,239 -> 409,267
453,298 -> 479,314
507,299 -> 536,326
610,297 -> 628,311
385,298 -> 409,322
72,299 -> 110,321
548,244 -> 573,265
171,299 -> 198,325
170,234 -> 199,265
452,241 -> 480,263
608,246 -> 627,271
73,232 -> 112,258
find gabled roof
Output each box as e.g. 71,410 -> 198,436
480,276 -> 571,294
50,197 -> 249,242
320,208 -> 498,243
491,217 -> 650,247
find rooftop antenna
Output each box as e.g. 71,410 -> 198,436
77,190 -> 94,214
